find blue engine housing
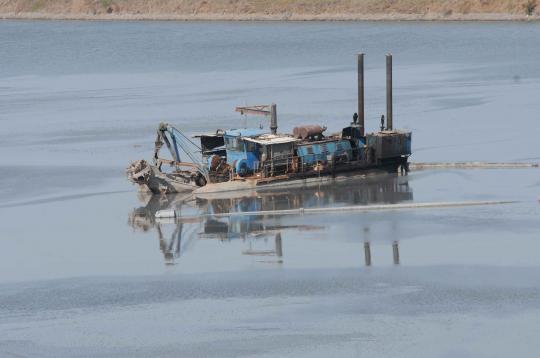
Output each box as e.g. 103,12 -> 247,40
297,140 -> 353,165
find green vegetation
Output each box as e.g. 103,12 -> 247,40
30,0 -> 45,12
100,0 -> 112,8
525,0 -> 537,15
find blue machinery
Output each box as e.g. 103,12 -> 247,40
222,128 -> 266,175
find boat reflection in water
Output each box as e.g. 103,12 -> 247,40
129,174 -> 413,266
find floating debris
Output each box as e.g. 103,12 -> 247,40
155,209 -> 177,218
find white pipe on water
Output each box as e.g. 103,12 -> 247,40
169,200 -> 518,220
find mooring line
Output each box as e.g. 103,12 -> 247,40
157,200 -> 518,220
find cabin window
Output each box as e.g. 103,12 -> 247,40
225,136 -> 243,151
306,146 -> 314,155
245,141 -> 257,152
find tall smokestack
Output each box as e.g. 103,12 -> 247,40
270,103 -> 277,135
386,53 -> 393,131
357,53 -> 365,136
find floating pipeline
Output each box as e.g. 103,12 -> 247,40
409,162 -> 540,170
157,200 -> 518,221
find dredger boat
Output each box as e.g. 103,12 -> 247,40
127,54 -> 411,195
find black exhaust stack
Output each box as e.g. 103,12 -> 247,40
270,103 -> 277,135
357,53 -> 365,136
386,53 -> 393,131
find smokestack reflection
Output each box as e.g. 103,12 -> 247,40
128,174 -> 412,267
364,242 -> 372,266
393,241 -> 400,265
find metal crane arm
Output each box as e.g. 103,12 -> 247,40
154,122 -> 208,179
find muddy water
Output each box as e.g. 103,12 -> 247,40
1,20 -> 540,357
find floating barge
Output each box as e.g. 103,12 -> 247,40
127,54 -> 411,195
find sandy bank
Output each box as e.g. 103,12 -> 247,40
1,12 -> 540,21
1,0 -> 540,21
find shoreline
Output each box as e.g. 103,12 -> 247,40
2,12 -> 540,22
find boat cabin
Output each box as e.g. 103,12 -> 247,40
224,129 -> 298,176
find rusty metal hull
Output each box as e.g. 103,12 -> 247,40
194,161 -> 401,196
144,166 -> 199,194
127,160 -> 199,194
129,156 -> 404,195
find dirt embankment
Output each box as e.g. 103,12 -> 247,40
1,0 -> 540,21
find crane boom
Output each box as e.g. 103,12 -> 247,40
154,122 -> 208,179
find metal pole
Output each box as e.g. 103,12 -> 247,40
358,53 -> 365,136
386,54 -> 393,131
270,103 -> 278,135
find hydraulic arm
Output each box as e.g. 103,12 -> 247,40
154,122 -> 209,180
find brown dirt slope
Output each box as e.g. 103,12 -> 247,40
1,0 -> 540,20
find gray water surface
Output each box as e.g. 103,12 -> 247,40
1,20 -> 540,357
